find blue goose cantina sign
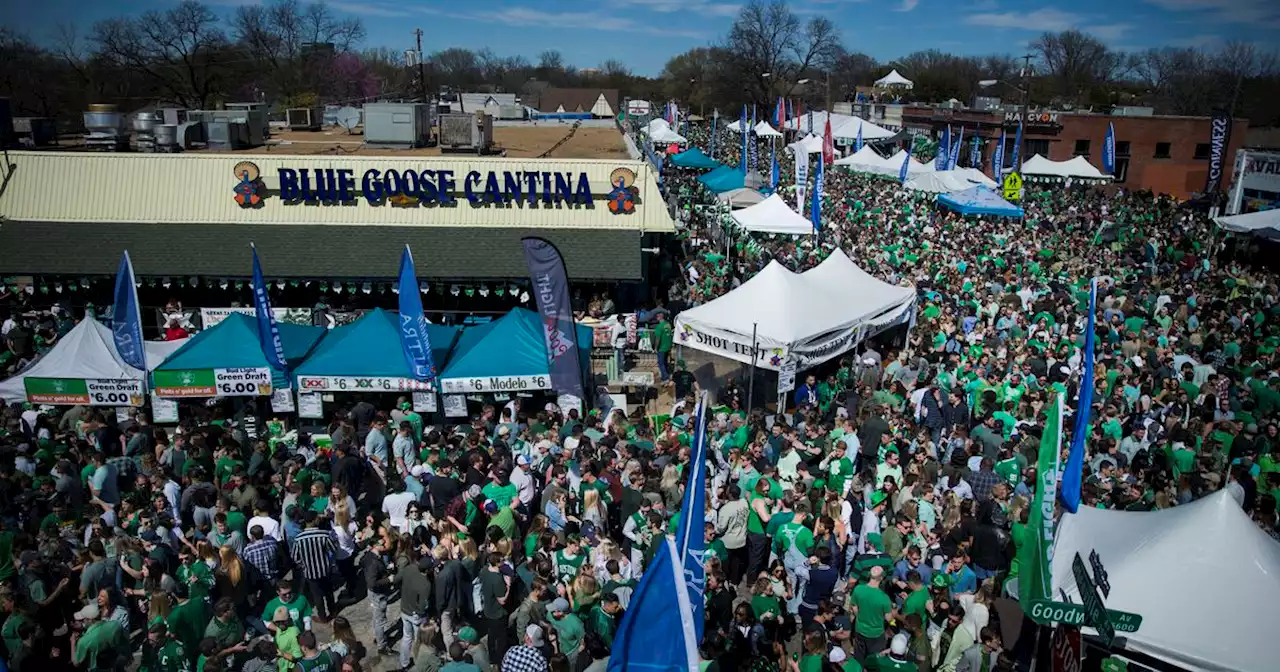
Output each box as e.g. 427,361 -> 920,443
232,161 -> 640,213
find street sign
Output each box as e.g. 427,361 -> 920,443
1003,172 -> 1024,201
1027,599 -> 1143,632
1051,626 -> 1082,672
1089,550 -> 1111,598
777,359 -> 797,395
1073,553 -> 1117,646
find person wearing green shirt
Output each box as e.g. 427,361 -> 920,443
871,634 -> 919,672
653,313 -> 674,382
262,582 -> 313,633
271,607 -> 303,672
167,584 -> 211,658
547,598 -> 585,658
585,594 -> 622,647
73,605 -> 131,671
481,478 -> 519,510
901,572 -> 930,624
822,441 -> 855,494
850,567 -> 894,656
141,621 -> 192,672
554,537 -> 588,585
175,553 -> 215,603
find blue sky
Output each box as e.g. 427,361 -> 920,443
3,0 -> 1274,76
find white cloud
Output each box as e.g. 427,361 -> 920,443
1143,0 -> 1280,25
1087,23 -> 1133,41
328,1 -> 411,18
438,7 -> 709,39
898,0 -> 921,11
1169,33 -> 1224,47
630,0 -> 742,17
965,8 -> 1082,31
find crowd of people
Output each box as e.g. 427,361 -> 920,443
0,116 -> 1277,672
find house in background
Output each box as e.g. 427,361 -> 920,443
531,88 -> 620,118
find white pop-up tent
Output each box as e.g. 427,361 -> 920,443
904,171 -> 980,193
0,316 -> 187,405
674,253 -> 915,370
1216,209 -> 1280,240
834,145 -> 890,169
650,126 -> 687,144
1022,154 -> 1110,180
875,69 -> 914,89
754,121 -> 783,137
717,187 -> 767,209
831,116 -> 897,141
1051,491 -> 1280,672
644,118 -> 670,134
788,134 -> 823,154
730,194 -> 815,235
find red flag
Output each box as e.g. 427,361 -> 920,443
822,116 -> 835,165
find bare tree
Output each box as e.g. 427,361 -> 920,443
538,50 -> 564,71
722,0 -> 841,106
1031,29 -> 1126,106
232,0 -> 363,65
91,0 -> 231,108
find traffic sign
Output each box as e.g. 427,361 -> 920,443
1073,553 -> 1117,646
1027,599 -> 1143,633
1003,172 -> 1023,201
1051,625 -> 1081,672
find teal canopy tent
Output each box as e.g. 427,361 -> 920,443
937,186 -> 1024,218
697,165 -> 746,193
152,312 -> 325,397
440,308 -> 592,395
293,308 -> 458,389
669,147 -> 721,170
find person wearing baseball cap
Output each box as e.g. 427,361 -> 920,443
141,619 -> 188,672
455,625 -> 488,671
547,597 -> 585,662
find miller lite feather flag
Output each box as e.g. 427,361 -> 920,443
521,237 -> 584,400
771,144 -> 779,192
397,245 -> 437,381
250,244 -> 287,382
855,121 -> 864,152
899,144 -> 911,184
1102,122 -> 1116,174
1059,277 -> 1098,514
948,126 -> 965,171
795,144 -> 810,213
112,251 -> 146,372
607,537 -> 699,671
935,126 -> 951,171
1011,120 -> 1024,172
749,105 -> 759,171
992,130 -> 1007,180
810,152 -> 824,232
673,393 -> 710,639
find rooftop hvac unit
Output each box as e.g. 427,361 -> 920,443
362,102 -> 431,147
13,117 -> 57,147
225,102 -> 270,138
287,107 -> 323,131
437,112 -> 494,153
206,120 -> 251,149
154,124 -> 181,152
157,108 -> 188,126
84,104 -> 130,151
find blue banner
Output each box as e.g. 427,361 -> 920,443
993,131 -> 1006,180
112,251 -> 146,371
1103,122 -> 1116,174
397,246 -> 437,381
673,394 -> 709,639
521,237 -> 585,399
749,105 -> 758,171
970,135 -> 981,169
1060,277 -> 1097,513
770,144 -> 779,192
740,104 -> 748,174
250,244 -> 287,381
935,126 -> 951,171
855,122 -> 864,152
899,144 -> 911,184
810,152 -> 824,232
1012,121 -> 1024,172
607,538 -> 699,671
948,126 -> 964,170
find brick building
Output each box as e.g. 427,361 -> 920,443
900,107 -> 1250,199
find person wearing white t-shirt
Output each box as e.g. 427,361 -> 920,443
382,490 -> 416,532
248,502 -> 282,541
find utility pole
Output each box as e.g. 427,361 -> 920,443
1017,53 -> 1033,173
414,29 -> 427,103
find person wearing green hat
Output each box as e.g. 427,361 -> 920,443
456,625 -> 488,671
858,490 -> 889,555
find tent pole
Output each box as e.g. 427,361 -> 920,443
746,322 -> 758,412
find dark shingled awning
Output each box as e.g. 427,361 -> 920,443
0,222 -> 640,280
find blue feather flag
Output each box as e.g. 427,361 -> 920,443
710,111 -> 718,159
899,144 -> 911,184
606,538 -> 700,671
111,251 -> 145,372
771,144 -> 779,192
935,126 -> 951,171
1011,120 -> 1024,172
740,104 -> 748,174
810,152 -> 824,232
855,122 -> 864,152
250,244 -> 287,388
749,104 -> 758,171
948,126 -> 964,171
992,130 -> 1007,180
397,246 -> 437,381
1103,122 -> 1116,174
1059,277 -> 1097,513
673,393 -> 709,639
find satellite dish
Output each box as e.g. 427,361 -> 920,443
335,107 -> 361,133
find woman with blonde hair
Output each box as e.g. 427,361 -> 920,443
582,487 -> 606,533
659,464 -> 682,511
215,545 -> 250,613
568,572 -> 601,615
332,501 -> 359,595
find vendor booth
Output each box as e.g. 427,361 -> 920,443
674,252 -> 915,371
292,308 -> 459,414
152,312 -> 324,397
1021,154 -> 1110,180
937,186 -> 1024,218
1216,208 -> 1280,240
730,194 -> 815,235
716,188 -> 767,209
668,148 -> 721,170
1051,491 -> 1279,672
439,308 -> 592,396
698,165 -> 747,193
789,135 -> 823,155
0,316 -> 185,406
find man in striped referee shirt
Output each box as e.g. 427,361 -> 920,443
290,511 -> 337,623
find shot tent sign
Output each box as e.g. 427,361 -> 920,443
24,377 -> 145,407
439,374 -> 551,394
154,367 -> 272,398
297,375 -> 435,393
